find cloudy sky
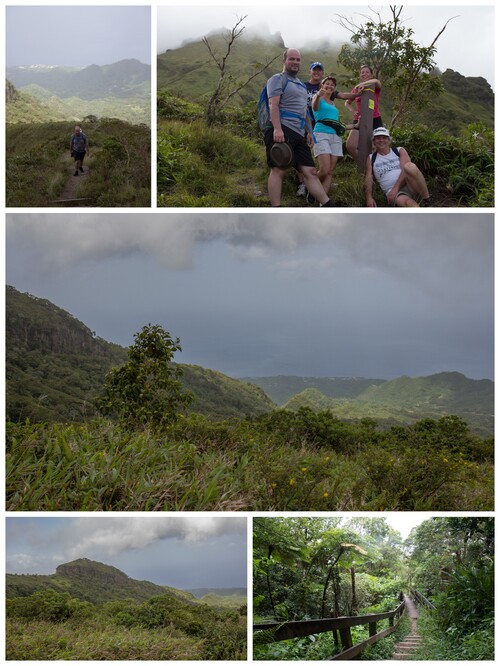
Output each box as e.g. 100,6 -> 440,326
6,6 -> 151,67
157,3 -> 495,86
6,213 -> 493,381
6,516 -> 247,589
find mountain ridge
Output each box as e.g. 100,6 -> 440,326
6,285 -> 492,435
6,285 -> 275,422
157,31 -> 494,132
6,558 -> 245,610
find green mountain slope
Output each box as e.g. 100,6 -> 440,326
282,372 -> 493,437
7,59 -> 150,100
242,375 -> 387,405
5,80 -> 73,123
157,33 -> 494,132
6,558 -> 246,611
6,286 -> 275,423
6,59 -> 151,125
6,558 -> 173,604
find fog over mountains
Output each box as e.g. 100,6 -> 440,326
7,59 -> 150,99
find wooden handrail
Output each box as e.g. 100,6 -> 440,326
254,599 -> 406,660
410,588 -> 436,610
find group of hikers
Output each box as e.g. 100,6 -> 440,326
263,48 -> 433,208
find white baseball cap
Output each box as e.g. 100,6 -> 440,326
372,127 -> 391,139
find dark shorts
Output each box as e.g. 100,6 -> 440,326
73,150 -> 86,162
264,125 -> 315,170
353,116 -> 383,130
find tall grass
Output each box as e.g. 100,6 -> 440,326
157,93 -> 494,208
6,119 -> 151,207
6,616 -> 205,660
6,414 -> 493,511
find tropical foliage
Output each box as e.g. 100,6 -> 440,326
6,407 -> 493,511
94,324 -> 193,430
6,589 -> 247,660
253,517 -> 494,660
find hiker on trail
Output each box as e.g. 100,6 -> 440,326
311,76 -> 358,196
365,127 -> 433,207
345,64 -> 383,159
70,126 -> 89,176
263,48 -> 338,207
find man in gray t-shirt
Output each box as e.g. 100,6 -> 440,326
264,49 -> 336,207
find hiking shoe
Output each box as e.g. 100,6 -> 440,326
79,166 -> 84,173
296,183 -> 307,197
421,195 -> 434,207
74,171 -> 79,176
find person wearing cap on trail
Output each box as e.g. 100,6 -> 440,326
311,76 -> 358,196
345,64 -> 383,159
70,126 -> 89,176
365,127 -> 433,207
264,48 -> 337,207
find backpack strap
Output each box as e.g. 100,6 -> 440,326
371,146 -> 400,166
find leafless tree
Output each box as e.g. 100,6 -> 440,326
203,15 -> 281,125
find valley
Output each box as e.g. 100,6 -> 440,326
5,286 -> 494,512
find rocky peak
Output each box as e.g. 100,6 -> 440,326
56,558 -> 131,585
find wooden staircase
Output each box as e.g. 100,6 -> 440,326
391,595 -> 422,660
392,634 -> 423,659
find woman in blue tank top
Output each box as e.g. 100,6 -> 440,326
312,77 -> 356,196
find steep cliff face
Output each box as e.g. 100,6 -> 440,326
6,79 -> 18,102
56,559 -> 131,585
6,285 -> 117,357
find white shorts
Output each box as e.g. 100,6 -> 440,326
313,132 -> 343,158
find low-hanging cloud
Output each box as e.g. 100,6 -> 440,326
62,516 -> 246,560
7,213 -> 493,300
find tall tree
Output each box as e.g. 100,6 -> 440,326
95,324 -> 193,430
335,5 -> 453,126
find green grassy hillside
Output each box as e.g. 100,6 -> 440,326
243,375 -> 387,404
282,372 -> 493,437
6,558 -> 247,660
157,33 -> 494,208
6,286 -> 275,423
6,118 -> 151,207
7,558 -> 244,610
7,60 -> 150,125
6,559 -> 169,605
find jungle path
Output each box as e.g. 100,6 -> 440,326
391,595 -> 423,660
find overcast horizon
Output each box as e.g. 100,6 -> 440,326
6,213 -> 494,381
6,516 -> 247,589
157,4 -> 495,88
6,6 -> 151,68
